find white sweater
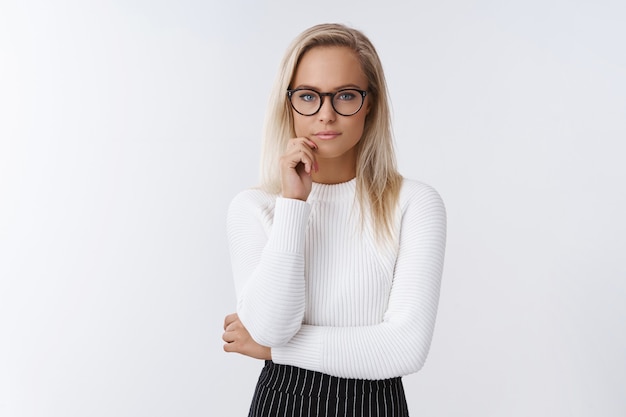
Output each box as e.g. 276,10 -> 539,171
227,178 -> 446,380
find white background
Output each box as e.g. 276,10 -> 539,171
1,1 -> 625,416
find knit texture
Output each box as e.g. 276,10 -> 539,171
227,178 -> 446,380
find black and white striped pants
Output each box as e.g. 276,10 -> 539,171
248,361 -> 409,417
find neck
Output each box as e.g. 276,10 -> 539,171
311,155 -> 357,184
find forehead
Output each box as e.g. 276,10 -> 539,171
292,46 -> 367,90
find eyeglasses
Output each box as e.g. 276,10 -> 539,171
287,88 -> 368,116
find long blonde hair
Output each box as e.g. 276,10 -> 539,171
260,23 -> 403,242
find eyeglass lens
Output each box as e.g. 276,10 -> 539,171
290,89 -> 364,116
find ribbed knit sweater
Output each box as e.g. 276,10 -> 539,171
227,178 -> 446,380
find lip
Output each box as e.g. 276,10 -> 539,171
314,131 -> 341,140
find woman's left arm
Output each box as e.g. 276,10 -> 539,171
270,184 -> 447,380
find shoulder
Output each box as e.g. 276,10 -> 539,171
396,178 -> 447,244
229,187 -> 277,207
228,187 -> 279,219
399,178 -> 446,212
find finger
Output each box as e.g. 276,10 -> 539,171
223,341 -> 237,353
304,138 -> 318,150
288,137 -> 317,151
222,330 -> 237,343
299,149 -> 312,174
293,146 -> 316,173
282,148 -> 316,174
223,313 -> 238,330
225,320 -> 240,332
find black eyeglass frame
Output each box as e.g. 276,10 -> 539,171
286,88 -> 368,116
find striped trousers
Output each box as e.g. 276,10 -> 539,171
248,361 -> 409,417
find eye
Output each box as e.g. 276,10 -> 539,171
297,91 -> 318,103
336,90 -> 357,101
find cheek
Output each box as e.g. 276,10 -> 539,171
352,114 -> 368,137
292,113 -> 307,137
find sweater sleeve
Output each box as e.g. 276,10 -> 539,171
227,191 -> 311,347
271,184 -> 447,379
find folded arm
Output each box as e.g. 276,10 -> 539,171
271,185 -> 447,379
227,191 -> 310,347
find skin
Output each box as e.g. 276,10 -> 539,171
281,46 -> 370,200
222,313 -> 270,360
222,46 -> 371,359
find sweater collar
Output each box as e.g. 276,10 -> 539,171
307,178 -> 357,202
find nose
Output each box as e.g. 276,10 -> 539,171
317,96 -> 336,123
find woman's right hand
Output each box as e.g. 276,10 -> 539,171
280,137 -> 318,201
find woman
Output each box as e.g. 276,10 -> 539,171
222,23 -> 446,417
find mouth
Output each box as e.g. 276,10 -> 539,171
314,131 -> 341,140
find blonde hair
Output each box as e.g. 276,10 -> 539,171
260,23 -> 403,242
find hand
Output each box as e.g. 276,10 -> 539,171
222,313 -> 272,360
280,137 -> 318,201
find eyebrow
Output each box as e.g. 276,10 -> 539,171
293,83 -> 365,91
